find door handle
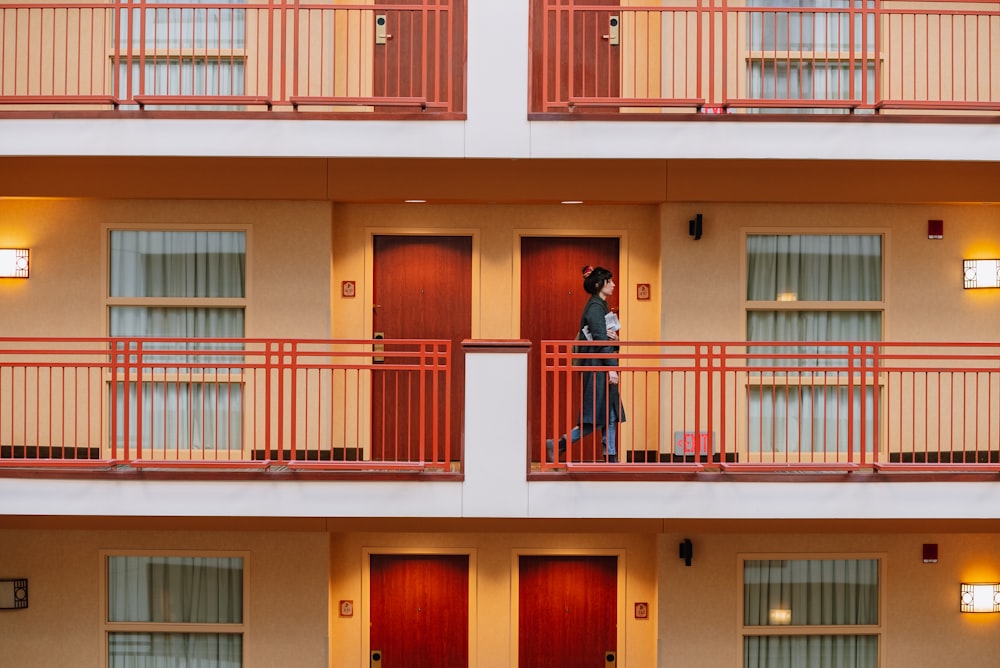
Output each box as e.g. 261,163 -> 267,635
375,14 -> 390,45
603,15 -> 620,46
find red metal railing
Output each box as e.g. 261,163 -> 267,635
541,340 -> 1000,472
0,0 -> 463,114
0,337 -> 453,471
533,0 -> 1000,114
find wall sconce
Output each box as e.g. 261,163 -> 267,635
963,259 -> 1000,289
960,583 -> 1000,613
0,248 -> 29,278
0,579 -> 28,609
688,214 -> 703,241
679,538 -> 693,566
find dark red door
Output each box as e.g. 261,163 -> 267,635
519,555 -> 618,667
530,0 -> 622,112
373,0 -> 466,112
372,235 -> 471,463
520,237 -> 620,462
370,554 -> 469,668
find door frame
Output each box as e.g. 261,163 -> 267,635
363,228 -> 482,343
510,548 -> 627,665
362,547 -> 479,665
512,230 -> 629,339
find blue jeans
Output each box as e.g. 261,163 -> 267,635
547,422 -> 618,461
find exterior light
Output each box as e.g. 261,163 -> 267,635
0,579 -> 28,609
960,583 -> 1000,613
769,608 -> 792,624
963,259 -> 1000,289
0,248 -> 29,278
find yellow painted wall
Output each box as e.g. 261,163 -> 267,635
661,202 -> 1000,341
0,527 -> 329,668
0,198 -> 332,339
659,530 -> 1000,667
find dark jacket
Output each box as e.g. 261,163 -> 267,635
577,295 -> 626,427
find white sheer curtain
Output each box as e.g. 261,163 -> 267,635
746,235 -> 881,454
747,0 -> 876,109
744,559 -> 879,668
108,555 -> 243,668
110,231 -> 245,452
117,0 -> 247,109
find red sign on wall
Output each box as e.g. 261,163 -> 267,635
672,431 -> 716,456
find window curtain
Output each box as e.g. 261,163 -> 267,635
746,235 -> 881,453
747,0 -> 876,109
107,556 -> 243,668
110,231 -> 245,452
116,0 -> 247,109
120,0 -> 246,50
744,559 -> 879,668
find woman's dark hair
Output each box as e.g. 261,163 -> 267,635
582,265 -> 613,295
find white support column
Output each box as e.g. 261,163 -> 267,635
462,340 -> 531,517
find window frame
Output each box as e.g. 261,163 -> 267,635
740,229 -> 887,459
743,0 -> 880,110
737,552 -> 886,668
102,225 -> 251,457
103,225 -> 251,328
100,549 -> 251,667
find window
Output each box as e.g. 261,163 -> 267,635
108,229 -> 246,453
105,554 -> 246,667
747,0 -> 876,110
745,234 -> 882,454
741,557 -> 881,667
116,0 -> 248,109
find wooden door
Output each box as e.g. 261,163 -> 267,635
372,235 -> 471,463
370,554 -> 470,668
518,555 -> 618,668
520,237 -> 620,462
530,0 -> 621,112
373,0 -> 466,112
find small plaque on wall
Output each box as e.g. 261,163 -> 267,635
637,283 -> 651,301
342,281 -> 356,298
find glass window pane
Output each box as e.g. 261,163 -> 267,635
744,559 -> 879,626
744,635 -> 878,668
110,307 -> 245,339
110,231 -> 246,298
748,386 -> 876,453
108,556 -> 244,623
113,382 -> 244,451
747,311 -> 881,345
747,235 -> 882,302
108,632 -> 242,668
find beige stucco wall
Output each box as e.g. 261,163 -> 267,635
0,527 -> 329,668
659,530 -> 1000,667
662,202 -> 1000,341
0,198 -> 332,339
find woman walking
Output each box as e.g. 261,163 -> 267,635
547,265 -> 626,462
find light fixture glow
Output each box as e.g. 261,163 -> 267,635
561,200 -> 584,205
0,248 -> 29,278
963,259 -> 1000,289
768,608 -> 792,624
960,583 -> 1000,613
